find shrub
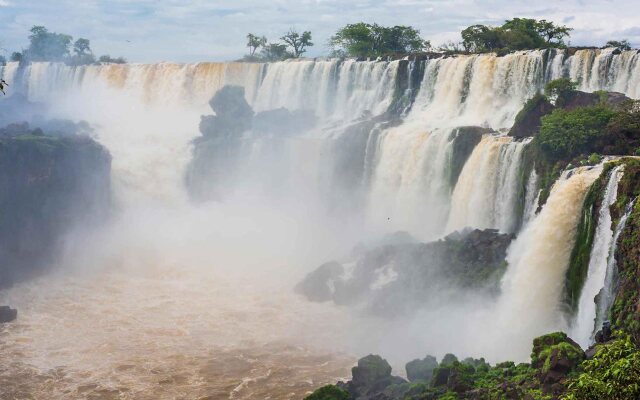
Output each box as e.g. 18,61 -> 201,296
536,105 -> 616,161
562,334 -> 640,400
304,385 -> 351,400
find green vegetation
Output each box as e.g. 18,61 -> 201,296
544,78 -> 578,106
460,18 -> 571,53
564,163 -> 614,311
605,40 -> 632,51
329,23 -> 430,58
243,28 -> 313,61
10,25 -> 125,65
303,385 -> 351,400
281,29 -> 313,58
536,105 -> 616,161
563,334 -> 640,400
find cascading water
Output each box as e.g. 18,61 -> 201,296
447,135 -> 530,234
571,165 -> 624,348
498,166 -> 603,357
2,47 -> 640,397
567,49 -> 640,97
594,197 -> 637,337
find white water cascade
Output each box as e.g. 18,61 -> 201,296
594,198 -> 636,337
447,135 -> 530,234
572,165 -> 624,348
498,166 -> 603,355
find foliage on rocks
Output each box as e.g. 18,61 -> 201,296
563,334 -> 640,400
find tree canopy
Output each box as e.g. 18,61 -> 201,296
461,18 -> 572,53
281,29 -> 313,58
8,25 -> 125,65
26,25 -> 73,62
330,23 -> 430,58
605,40 -> 632,51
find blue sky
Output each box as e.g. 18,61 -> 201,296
1,0 -> 639,63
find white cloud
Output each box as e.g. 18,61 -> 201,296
0,0 -> 639,62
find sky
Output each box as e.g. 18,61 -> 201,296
0,0 -> 639,63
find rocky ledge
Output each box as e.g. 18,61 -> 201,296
296,228 -> 513,315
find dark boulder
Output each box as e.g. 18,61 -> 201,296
297,228 -> 514,315
200,85 -> 254,138
530,332 -> 584,391
294,261 -> 344,302
509,94 -> 554,138
405,355 -> 438,382
208,86 -> 253,124
0,306 -> 17,323
340,355 -> 406,399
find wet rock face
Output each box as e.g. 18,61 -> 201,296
296,228 -> 513,315
186,85 -> 317,201
450,126 -> 492,186
0,122 -> 111,288
509,94 -> 554,139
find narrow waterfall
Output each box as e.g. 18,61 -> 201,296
572,165 -> 624,348
522,169 -> 540,226
498,166 -> 603,354
446,135 -> 530,234
594,198 -> 637,336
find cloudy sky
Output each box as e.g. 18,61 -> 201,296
1,0 -> 639,63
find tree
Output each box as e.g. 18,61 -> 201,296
544,78 -> 578,105
461,24 -> 502,52
606,40 -> 632,50
10,52 -> 22,62
25,25 -> 72,62
260,43 -> 291,61
459,18 -> 572,54
98,55 -> 127,64
73,38 -> 91,55
246,33 -> 266,56
535,19 -> 572,45
280,29 -> 313,58
331,23 -> 429,58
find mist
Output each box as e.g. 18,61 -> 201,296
1,47 -> 640,398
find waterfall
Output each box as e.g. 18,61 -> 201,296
571,165 -> 624,348
498,166 -> 603,352
447,135 -> 530,234
594,197 -> 636,337
522,168 -> 540,226
567,49 -> 640,97
367,125 -> 455,240
2,48 -> 640,237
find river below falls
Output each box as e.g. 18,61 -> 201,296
0,262 -> 354,399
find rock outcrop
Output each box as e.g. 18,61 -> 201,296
186,85 -> 317,201
0,306 -> 17,323
0,122 -> 111,288
509,94 -> 554,138
336,355 -> 406,400
296,228 -> 513,315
